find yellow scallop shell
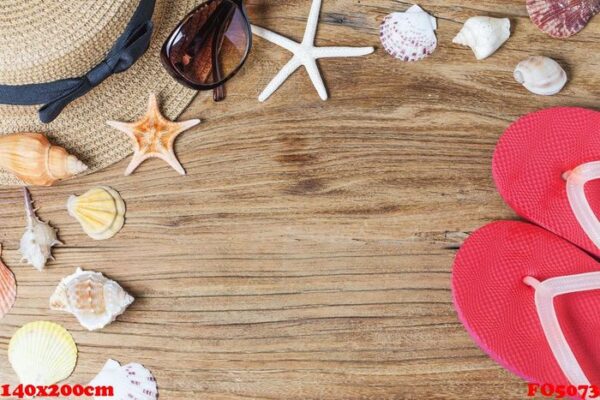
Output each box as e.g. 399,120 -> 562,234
67,186 -> 125,240
8,321 -> 77,386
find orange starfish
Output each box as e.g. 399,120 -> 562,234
107,94 -> 201,176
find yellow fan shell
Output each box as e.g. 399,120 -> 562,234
8,321 -> 77,386
67,186 -> 125,240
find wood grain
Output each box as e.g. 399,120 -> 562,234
0,0 -> 598,398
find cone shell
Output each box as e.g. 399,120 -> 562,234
380,5 -> 437,62
90,359 -> 158,400
527,0 -> 600,38
0,245 -> 16,319
452,16 -> 511,60
0,133 -> 88,186
514,56 -> 567,96
50,268 -> 134,331
67,186 -> 126,240
8,321 -> 77,386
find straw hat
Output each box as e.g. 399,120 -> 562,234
0,0 -> 203,186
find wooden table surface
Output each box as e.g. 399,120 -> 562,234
0,1 -> 599,399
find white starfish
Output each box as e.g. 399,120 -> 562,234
251,0 -> 374,102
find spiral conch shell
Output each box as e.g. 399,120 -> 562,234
50,268 -> 134,331
20,187 -> 62,271
453,17 -> 511,60
0,133 -> 87,186
68,186 -> 125,240
514,56 -> 567,96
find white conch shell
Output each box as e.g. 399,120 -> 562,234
90,359 -> 158,400
514,56 -> 567,96
380,4 -> 437,62
453,16 -> 511,60
19,187 -> 62,271
67,186 -> 125,240
50,267 -> 134,331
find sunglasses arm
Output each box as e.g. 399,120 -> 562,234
211,1 -> 239,101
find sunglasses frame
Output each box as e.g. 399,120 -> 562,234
160,0 -> 252,91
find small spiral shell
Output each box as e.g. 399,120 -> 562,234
514,56 -> 567,96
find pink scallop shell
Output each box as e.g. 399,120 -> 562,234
380,5 -> 437,62
0,246 -> 16,319
527,0 -> 600,38
90,359 -> 158,400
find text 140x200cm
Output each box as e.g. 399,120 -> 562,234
0,384 -> 113,398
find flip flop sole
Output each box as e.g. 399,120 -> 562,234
493,107 -> 600,257
452,221 -> 600,388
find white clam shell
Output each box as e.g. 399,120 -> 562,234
453,16 -> 511,60
90,359 -> 158,400
514,56 -> 567,96
50,268 -> 134,331
380,4 -> 437,62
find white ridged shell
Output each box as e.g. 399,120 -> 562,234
90,359 -> 158,400
453,16 -> 511,60
380,5 -> 437,62
50,268 -> 134,331
8,321 -> 77,386
514,56 -> 567,96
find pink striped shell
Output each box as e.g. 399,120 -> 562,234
90,359 -> 158,400
0,245 -> 16,319
380,5 -> 437,62
527,0 -> 600,38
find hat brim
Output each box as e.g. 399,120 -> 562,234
0,0 -> 201,186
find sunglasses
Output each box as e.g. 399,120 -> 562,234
161,0 -> 252,102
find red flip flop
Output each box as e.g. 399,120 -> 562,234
453,221 -> 600,397
493,107 -> 600,257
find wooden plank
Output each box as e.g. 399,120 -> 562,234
0,0 -> 598,398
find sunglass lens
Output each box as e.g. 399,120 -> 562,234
162,0 -> 250,88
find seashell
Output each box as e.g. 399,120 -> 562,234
453,16 -> 511,60
380,4 -> 437,62
89,359 -> 158,400
514,56 -> 567,96
67,186 -> 126,240
527,0 -> 600,38
19,187 -> 62,271
0,133 -> 88,186
50,267 -> 134,331
8,321 -> 77,386
0,244 -> 16,319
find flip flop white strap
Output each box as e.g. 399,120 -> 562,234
523,272 -> 600,392
565,162 -> 600,248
